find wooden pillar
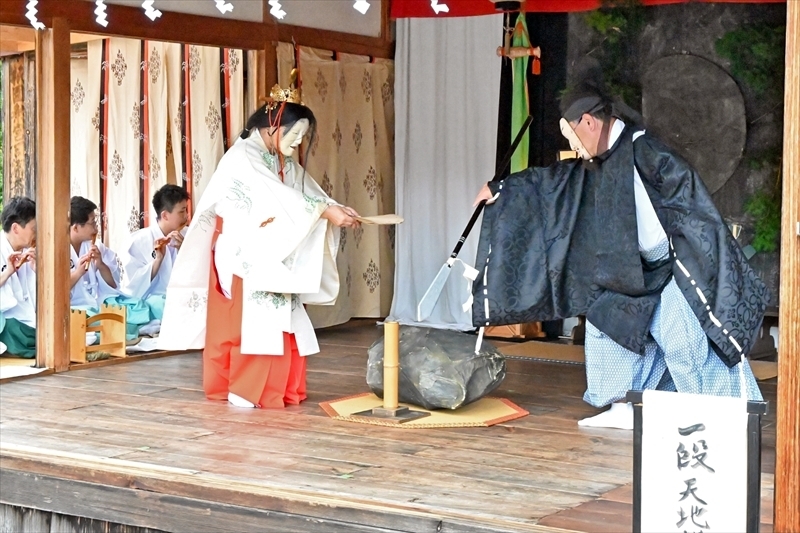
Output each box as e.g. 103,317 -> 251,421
35,18 -> 71,372
264,43 -> 278,91
380,0 -> 392,46
775,2 -> 800,531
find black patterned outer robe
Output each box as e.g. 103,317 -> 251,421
472,126 -> 768,368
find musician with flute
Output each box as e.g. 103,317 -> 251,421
121,184 -> 190,324
0,196 -> 37,358
69,196 -> 153,341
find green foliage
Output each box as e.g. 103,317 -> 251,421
746,146 -> 782,171
715,24 -> 785,100
745,188 -> 781,253
584,0 -> 645,43
717,23 -> 785,252
583,0 -> 646,109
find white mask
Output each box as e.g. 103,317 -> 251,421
279,118 -> 310,157
559,118 -> 592,160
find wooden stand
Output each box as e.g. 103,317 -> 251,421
351,322 -> 430,424
484,322 -> 546,340
69,304 -> 127,364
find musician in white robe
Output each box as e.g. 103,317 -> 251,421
159,84 -> 360,408
69,196 -> 152,341
0,197 -> 37,358
122,184 -> 189,322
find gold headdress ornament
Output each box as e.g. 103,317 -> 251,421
264,68 -> 302,110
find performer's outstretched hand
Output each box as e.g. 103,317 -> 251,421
322,205 -> 360,228
473,183 -> 497,207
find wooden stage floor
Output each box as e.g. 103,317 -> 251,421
0,320 -> 777,533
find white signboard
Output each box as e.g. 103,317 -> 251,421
640,390 -> 749,533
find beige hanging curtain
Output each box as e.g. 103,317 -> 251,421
277,43 -> 396,327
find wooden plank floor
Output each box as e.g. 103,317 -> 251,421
0,319 -> 777,533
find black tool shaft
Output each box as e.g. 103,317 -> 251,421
449,115 -> 533,259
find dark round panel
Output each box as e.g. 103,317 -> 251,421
642,54 -> 746,194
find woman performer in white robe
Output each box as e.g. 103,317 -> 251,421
158,84 -> 359,408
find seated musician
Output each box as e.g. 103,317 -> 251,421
0,197 -> 37,358
121,184 -> 189,323
68,196 -> 153,341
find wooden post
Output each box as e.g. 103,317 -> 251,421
35,18 -> 71,371
382,321 -> 400,410
775,2 -> 800,530
264,43 -> 278,91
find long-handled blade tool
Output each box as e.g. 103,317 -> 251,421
416,115 -> 533,322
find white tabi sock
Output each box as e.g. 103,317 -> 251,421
578,402 -> 634,430
228,392 -> 256,408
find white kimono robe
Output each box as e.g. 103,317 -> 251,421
159,130 -> 341,356
69,241 -> 128,308
121,225 -> 183,300
0,232 -> 37,327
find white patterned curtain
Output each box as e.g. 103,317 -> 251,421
277,43 -> 396,327
225,49 -> 246,148
164,42 -> 183,189
143,41 -> 170,225
70,57 -> 90,199
101,38 -> 142,254
186,45 -> 225,204
79,40 -> 245,252
85,41 -> 103,210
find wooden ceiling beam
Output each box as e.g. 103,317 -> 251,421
0,25 -> 36,41
1,1 -> 395,59
276,23 -> 393,58
0,42 -> 30,56
0,0 -> 276,51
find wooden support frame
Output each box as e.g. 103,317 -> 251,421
775,0 -> 800,529
34,17 -> 71,372
276,23 -> 393,59
69,304 -> 127,364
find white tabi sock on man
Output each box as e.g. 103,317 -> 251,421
578,402 -> 634,430
228,392 -> 256,408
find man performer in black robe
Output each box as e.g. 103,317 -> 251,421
472,76 -> 766,429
